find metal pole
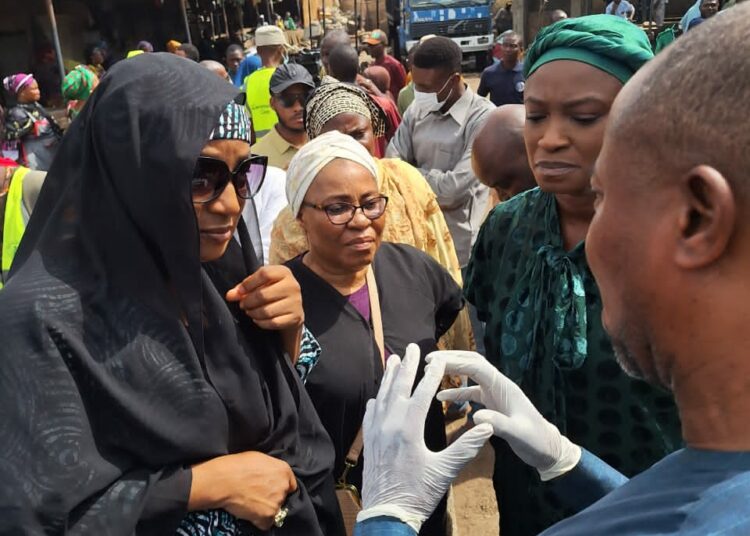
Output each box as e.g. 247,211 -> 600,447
376,0 -> 380,30
354,0 -> 359,40
44,0 -> 66,83
221,0 -> 230,35
321,0 -> 326,33
180,0 -> 193,43
307,0 -> 313,42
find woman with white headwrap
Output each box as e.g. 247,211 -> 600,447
270,81 -> 474,352
285,130 -> 457,536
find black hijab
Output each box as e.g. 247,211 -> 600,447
0,54 -> 343,535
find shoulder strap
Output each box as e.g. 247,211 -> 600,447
341,267 -> 383,474
344,428 -> 364,470
366,266 -> 385,365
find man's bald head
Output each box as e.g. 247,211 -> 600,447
327,44 -> 359,83
321,30 -> 351,72
550,9 -> 568,22
586,7 -> 750,390
200,60 -> 230,82
608,8 -> 750,198
472,104 -> 536,201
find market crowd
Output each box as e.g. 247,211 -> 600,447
0,3 -> 748,536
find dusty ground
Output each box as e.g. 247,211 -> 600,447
465,73 -> 482,93
446,417 -> 500,536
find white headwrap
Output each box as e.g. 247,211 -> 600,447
286,130 -> 379,217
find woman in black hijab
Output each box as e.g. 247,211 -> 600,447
0,53 -> 344,536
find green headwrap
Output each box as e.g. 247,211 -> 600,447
524,15 -> 654,84
62,65 -> 97,102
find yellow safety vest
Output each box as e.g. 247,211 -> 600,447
245,67 -> 278,136
1,166 -> 29,289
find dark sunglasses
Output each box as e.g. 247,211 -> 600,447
192,155 -> 268,204
278,92 -> 311,108
301,196 -> 389,225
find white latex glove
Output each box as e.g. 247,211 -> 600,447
427,350 -> 581,481
357,344 -> 494,532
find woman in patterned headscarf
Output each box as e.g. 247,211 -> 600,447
62,65 -> 99,120
462,15 -> 683,536
270,81 -> 474,352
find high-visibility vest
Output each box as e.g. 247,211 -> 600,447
1,166 -> 29,289
245,67 -> 278,136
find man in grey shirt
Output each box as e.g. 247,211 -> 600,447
386,37 -> 495,267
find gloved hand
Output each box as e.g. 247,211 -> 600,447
427,350 -> 581,481
357,344 -> 493,532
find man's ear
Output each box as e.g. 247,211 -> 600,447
675,165 -> 735,269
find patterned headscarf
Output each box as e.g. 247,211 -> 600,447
304,80 -> 386,140
209,101 -> 253,143
3,73 -> 35,96
525,15 -> 654,84
62,65 -> 97,102
286,130 -> 379,217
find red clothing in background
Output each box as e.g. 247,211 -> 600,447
370,93 -> 402,158
374,55 -> 407,100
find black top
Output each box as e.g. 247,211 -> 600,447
287,243 -> 463,536
0,54 -> 343,536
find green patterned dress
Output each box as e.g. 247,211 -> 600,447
465,188 -> 682,535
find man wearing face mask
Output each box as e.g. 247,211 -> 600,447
386,37 -> 494,270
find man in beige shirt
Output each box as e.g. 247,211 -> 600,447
251,64 -> 314,169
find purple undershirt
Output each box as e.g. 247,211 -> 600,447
347,284 -> 371,322
347,284 -> 392,357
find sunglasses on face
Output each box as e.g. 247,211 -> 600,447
301,196 -> 389,225
191,155 -> 268,204
278,92 -> 311,108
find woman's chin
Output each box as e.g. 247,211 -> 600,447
537,174 -> 592,196
199,239 -> 231,263
342,249 -> 377,271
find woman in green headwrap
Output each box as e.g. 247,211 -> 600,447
62,65 -> 99,120
463,15 -> 683,535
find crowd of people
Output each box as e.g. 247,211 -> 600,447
0,3 -> 748,536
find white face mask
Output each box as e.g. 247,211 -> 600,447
413,74 -> 456,114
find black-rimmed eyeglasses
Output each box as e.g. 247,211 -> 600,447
301,196 -> 389,225
191,155 -> 268,204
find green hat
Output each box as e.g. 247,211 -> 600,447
524,15 -> 654,84
62,65 -> 97,102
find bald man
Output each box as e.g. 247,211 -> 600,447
471,104 -> 536,204
200,60 -> 231,82
352,6 -> 750,536
327,44 -> 360,83
550,9 -> 568,22
320,29 -> 351,75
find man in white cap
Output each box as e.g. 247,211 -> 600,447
245,25 -> 289,138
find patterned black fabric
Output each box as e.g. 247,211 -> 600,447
465,188 -> 682,535
0,53 -> 344,536
178,510 -> 247,536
